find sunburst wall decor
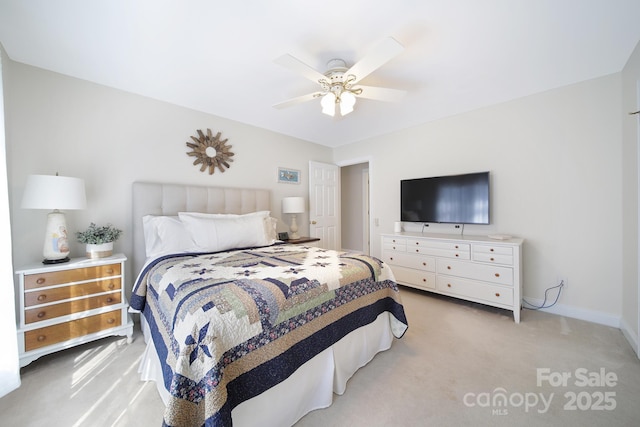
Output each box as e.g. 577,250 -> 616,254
186,129 -> 235,174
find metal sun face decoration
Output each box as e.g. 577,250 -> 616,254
186,129 -> 235,174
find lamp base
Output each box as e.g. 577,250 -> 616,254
43,256 -> 70,265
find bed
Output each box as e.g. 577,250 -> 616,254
130,182 -> 408,427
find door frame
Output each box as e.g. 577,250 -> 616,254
336,156 -> 374,254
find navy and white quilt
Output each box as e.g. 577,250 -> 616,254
131,244 -> 408,427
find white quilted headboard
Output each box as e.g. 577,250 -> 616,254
132,182 -> 271,278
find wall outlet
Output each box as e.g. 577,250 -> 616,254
558,277 -> 568,288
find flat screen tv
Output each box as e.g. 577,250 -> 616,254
400,172 -> 490,224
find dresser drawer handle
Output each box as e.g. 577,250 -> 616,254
447,283 -> 452,288
106,297 -> 114,303
490,257 -> 495,261
455,254 -> 459,257
37,294 -> 47,302
106,268 -> 114,274
108,282 -> 115,290
107,318 -> 116,324
422,262 -> 426,266
37,335 -> 46,342
415,249 -> 419,253
422,278 -> 427,282
392,246 -> 396,250
389,257 -> 394,261
490,248 -> 495,252
495,293 -> 500,297
36,278 -> 46,285
454,245 -> 459,249
37,311 -> 46,318
447,266 -> 451,270
415,242 -> 419,245
495,273 -> 500,278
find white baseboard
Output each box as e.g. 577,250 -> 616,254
620,317 -> 639,358
522,297 -> 620,328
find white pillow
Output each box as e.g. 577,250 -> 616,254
178,211 -> 274,252
142,215 -> 197,258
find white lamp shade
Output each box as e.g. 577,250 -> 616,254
339,91 -> 356,116
282,197 -> 305,214
21,174 -> 87,210
321,93 -> 336,116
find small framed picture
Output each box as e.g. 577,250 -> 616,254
277,167 -> 300,184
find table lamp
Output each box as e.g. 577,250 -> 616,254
21,174 -> 87,264
282,197 -> 305,240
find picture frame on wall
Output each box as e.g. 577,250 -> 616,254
277,167 -> 300,184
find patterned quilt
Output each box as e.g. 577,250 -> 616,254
131,244 -> 408,427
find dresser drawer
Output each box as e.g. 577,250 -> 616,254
436,276 -> 513,306
407,240 -> 470,259
436,258 -> 513,286
473,245 -> 514,265
24,292 -> 121,324
24,263 -> 121,290
24,310 -> 122,351
24,277 -> 121,307
382,252 -> 435,271
390,265 -> 436,290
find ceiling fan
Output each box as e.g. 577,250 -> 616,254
273,36 -> 406,117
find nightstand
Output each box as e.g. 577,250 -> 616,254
16,253 -> 134,367
282,237 -> 320,245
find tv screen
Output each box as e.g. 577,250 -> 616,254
401,172 -> 490,224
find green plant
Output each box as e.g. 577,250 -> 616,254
76,223 -> 122,244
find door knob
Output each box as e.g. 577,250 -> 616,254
311,220 -> 317,224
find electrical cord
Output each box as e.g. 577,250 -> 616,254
522,280 -> 564,310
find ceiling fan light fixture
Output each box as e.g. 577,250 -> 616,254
339,91 -> 356,116
321,92 -> 337,116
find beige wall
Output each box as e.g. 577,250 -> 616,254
621,40 -> 640,354
334,73 -> 624,326
4,60 -> 332,292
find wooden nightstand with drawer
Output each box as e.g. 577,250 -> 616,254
16,254 -> 134,367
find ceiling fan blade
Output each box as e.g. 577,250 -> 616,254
273,92 -> 323,109
356,85 -> 406,102
274,54 -> 327,84
347,37 -> 404,85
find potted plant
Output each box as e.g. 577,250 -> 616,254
76,223 -> 122,259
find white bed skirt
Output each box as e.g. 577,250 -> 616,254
138,312 -> 395,427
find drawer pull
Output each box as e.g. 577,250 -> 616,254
447,283 -> 452,288
390,257 -> 394,261
37,311 -> 46,318
422,262 -> 426,266
392,239 -> 396,243
106,297 -> 114,303
107,318 -> 116,324
415,242 -> 419,245
447,266 -> 451,270
415,249 -> 419,253
37,294 -> 47,302
495,273 -> 500,278
495,293 -> 501,297
490,257 -> 495,261
36,278 -> 46,285
490,248 -> 495,252
392,246 -> 396,250
108,282 -> 115,290
455,254 -> 459,257
455,245 -> 459,249
37,335 -> 46,342
106,268 -> 114,274
422,278 -> 427,282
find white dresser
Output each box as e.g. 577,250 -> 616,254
381,233 -> 523,322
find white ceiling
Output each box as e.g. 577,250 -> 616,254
1,1 -> 640,148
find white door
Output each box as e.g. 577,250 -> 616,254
309,161 -> 340,250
